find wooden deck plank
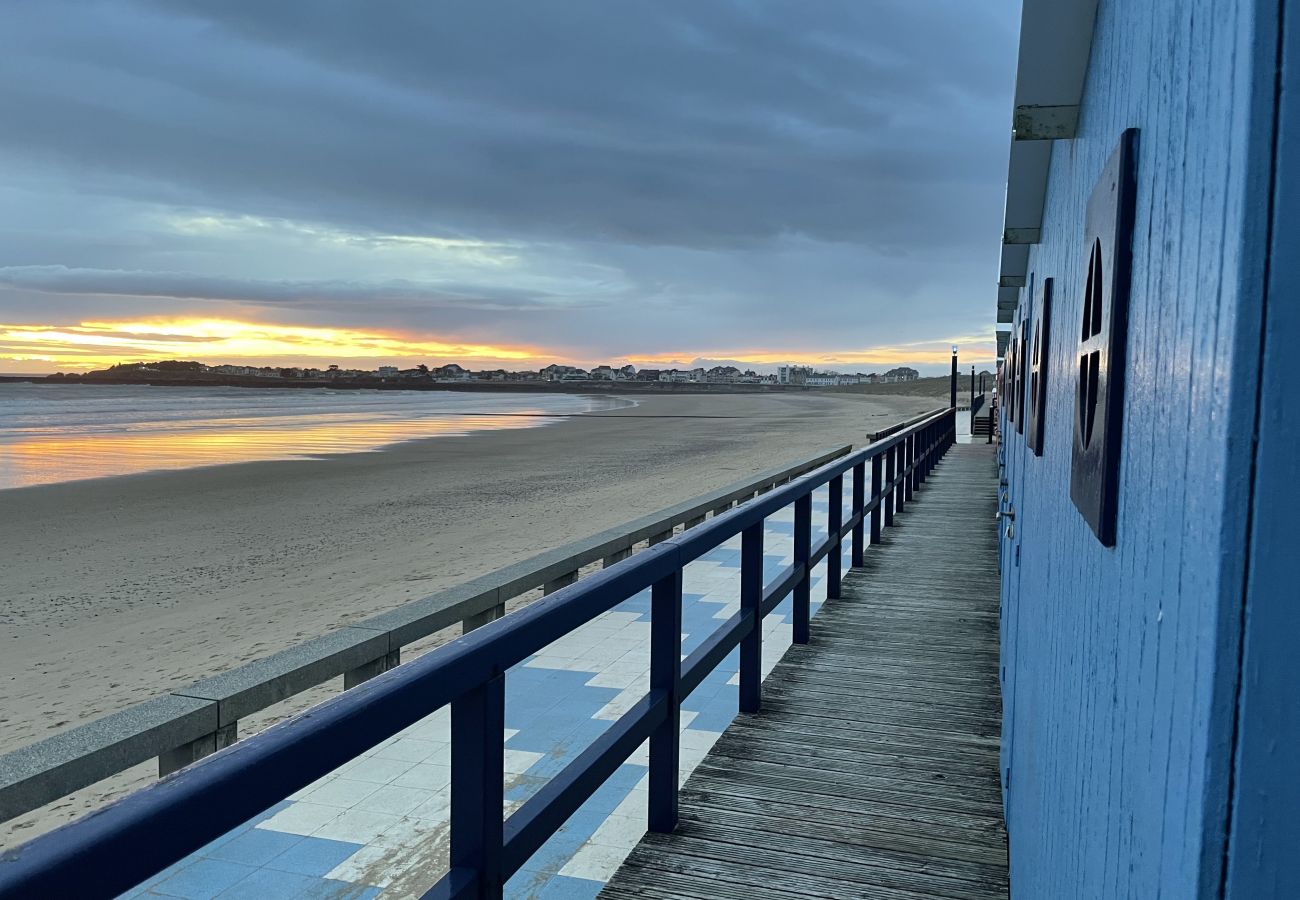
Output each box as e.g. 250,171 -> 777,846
601,444 -> 1006,899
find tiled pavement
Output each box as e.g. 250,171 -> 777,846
123,481 -> 856,900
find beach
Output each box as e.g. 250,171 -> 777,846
0,389 -> 935,845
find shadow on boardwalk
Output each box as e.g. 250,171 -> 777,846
602,444 -> 1006,900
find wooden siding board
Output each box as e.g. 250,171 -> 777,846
996,0 -> 1282,894
602,446 -> 1007,899
1223,0 -> 1300,894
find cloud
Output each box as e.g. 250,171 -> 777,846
0,0 -> 1019,366
0,265 -> 594,312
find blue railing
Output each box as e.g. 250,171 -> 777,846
0,407 -> 956,900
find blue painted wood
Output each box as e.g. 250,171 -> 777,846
871,454 -> 883,544
792,495 -> 812,645
1223,0 -> 1300,894
997,1 -> 1287,895
680,612 -> 745,700
760,563 -> 802,618
648,570 -> 683,834
450,675 -> 505,900
501,692 -> 666,876
905,434 -> 915,501
883,448 -> 895,528
827,475 -> 843,600
852,461 -> 866,565
0,410 -> 956,900
739,523 -> 764,714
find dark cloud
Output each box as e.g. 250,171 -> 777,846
0,0 -> 1019,366
0,266 -> 587,312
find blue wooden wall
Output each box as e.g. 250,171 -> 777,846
997,0 -> 1286,895
1222,1 -> 1300,896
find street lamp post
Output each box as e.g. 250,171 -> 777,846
949,346 -> 958,410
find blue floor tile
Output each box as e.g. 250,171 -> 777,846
297,878 -> 381,899
151,858 -> 259,900
528,873 -> 605,900
264,835 -> 364,877
214,867 -> 317,899
206,828 -> 304,866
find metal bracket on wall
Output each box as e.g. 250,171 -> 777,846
1013,104 -> 1080,140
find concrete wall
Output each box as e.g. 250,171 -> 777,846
998,0 -> 1282,895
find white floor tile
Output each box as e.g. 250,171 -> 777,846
305,777 -> 382,808
347,756 -> 421,785
312,808 -> 401,844
257,801 -> 343,837
354,784 -> 436,817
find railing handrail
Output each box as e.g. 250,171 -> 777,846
0,408 -> 957,900
0,444 -> 852,825
866,406 -> 945,441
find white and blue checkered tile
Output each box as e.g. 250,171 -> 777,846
122,482 -> 857,899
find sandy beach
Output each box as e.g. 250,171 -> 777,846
0,390 -> 935,844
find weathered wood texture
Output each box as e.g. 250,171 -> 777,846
602,444 -> 1005,900
997,2 -> 1282,894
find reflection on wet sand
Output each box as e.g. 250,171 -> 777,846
0,388 -> 596,489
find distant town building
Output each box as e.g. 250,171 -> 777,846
434,363 -> 470,380
882,367 -> 920,383
377,366 -> 399,378
777,365 -> 812,385
540,364 -> 587,381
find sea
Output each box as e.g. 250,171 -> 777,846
0,382 -> 627,489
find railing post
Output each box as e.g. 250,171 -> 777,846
158,724 -> 237,777
450,672 -> 505,899
851,461 -> 865,566
894,442 -> 905,515
894,443 -> 905,518
739,523 -> 764,714
904,435 -> 915,502
463,602 -> 506,633
911,433 -> 920,491
871,454 -> 884,543
827,476 -> 843,600
793,493 -> 812,644
342,649 -> 401,690
648,528 -> 674,545
918,425 -> 930,484
883,446 -> 895,528
602,547 -> 632,568
543,571 -> 578,595
648,567 -> 683,833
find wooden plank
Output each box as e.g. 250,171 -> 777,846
602,445 -> 1007,899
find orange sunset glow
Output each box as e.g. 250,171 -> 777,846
628,336 -> 998,371
0,319 -> 548,372
0,318 -> 996,374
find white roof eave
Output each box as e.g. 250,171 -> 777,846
995,0 -> 1099,322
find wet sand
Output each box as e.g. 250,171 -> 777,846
0,391 -> 935,844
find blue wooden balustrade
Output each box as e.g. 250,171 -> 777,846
0,408 -> 956,900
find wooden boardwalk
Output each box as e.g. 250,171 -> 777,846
602,444 -> 1006,900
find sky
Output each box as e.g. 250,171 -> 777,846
0,1 -> 1020,375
